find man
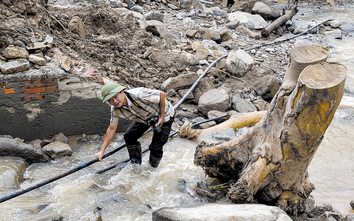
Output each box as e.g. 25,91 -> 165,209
94,82 -> 175,168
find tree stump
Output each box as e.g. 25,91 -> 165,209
192,44 -> 347,215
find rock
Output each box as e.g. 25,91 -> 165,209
228,11 -> 268,30
208,7 -> 228,18
181,52 -> 199,66
161,73 -> 199,91
145,20 -> 164,36
323,29 -> 342,39
0,156 -> 27,189
231,93 -> 257,113
60,57 -> 72,71
0,137 -> 50,164
179,0 -> 195,10
28,54 -> 47,66
3,45 -> 29,59
193,77 -> 215,103
186,29 -> 198,38
68,16 -> 86,39
152,203 -> 293,221
198,88 -> 230,116
44,132 -> 69,144
328,20 -> 341,28
178,88 -> 194,100
212,128 -> 236,141
203,29 -> 221,42
225,20 -> 240,29
96,191 -> 125,210
225,50 -> 254,77
253,75 -> 281,102
0,59 -> 30,74
26,35 -> 54,50
130,6 -> 144,14
145,11 -> 164,23
252,2 -> 281,20
42,141 -> 73,159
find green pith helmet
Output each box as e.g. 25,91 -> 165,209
101,82 -> 126,103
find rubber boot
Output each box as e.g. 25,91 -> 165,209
149,154 -> 162,168
127,144 -> 142,164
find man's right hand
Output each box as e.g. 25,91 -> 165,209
94,150 -> 104,161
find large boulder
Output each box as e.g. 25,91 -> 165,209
198,88 -> 230,116
152,203 -> 292,221
0,137 -> 50,164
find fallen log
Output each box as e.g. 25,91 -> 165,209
192,44 -> 347,215
179,110 -> 266,141
261,0 -> 298,37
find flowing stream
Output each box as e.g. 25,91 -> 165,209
0,2 -> 354,221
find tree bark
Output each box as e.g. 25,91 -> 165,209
193,44 -> 347,215
261,0 -> 299,37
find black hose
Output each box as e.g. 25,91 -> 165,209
0,142 -> 125,203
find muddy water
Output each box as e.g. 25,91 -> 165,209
0,136 -> 207,220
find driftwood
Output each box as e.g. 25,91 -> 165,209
185,44 -> 346,215
179,111 -> 266,141
261,0 -> 299,37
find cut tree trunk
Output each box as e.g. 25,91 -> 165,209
261,0 -> 299,37
192,44 -> 347,215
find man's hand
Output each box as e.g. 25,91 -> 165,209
94,150 -> 104,161
156,116 -> 164,127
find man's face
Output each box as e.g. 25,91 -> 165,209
108,91 -> 124,107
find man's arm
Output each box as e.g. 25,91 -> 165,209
157,90 -> 166,127
94,119 -> 118,161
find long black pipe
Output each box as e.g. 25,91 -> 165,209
0,143 -> 127,203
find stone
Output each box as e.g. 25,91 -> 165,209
253,75 -> 281,101
198,88 -> 230,116
0,156 -> 27,189
145,11 -> 165,23
145,20 -> 164,36
212,128 -> 236,141
228,11 -> 267,30
42,142 -> 73,159
152,203 -> 293,221
0,138 -> 50,164
0,59 -> 30,74
186,29 -> 198,38
203,29 -> 221,42
231,93 -> 257,113
161,73 -> 199,91
225,50 -> 253,77
252,2 -> 280,20
60,57 -> 72,71
68,16 -> 86,39
3,45 -> 29,59
27,35 -> 54,50
28,54 -> 47,66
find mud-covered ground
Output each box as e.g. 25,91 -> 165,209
1,0 -> 353,220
